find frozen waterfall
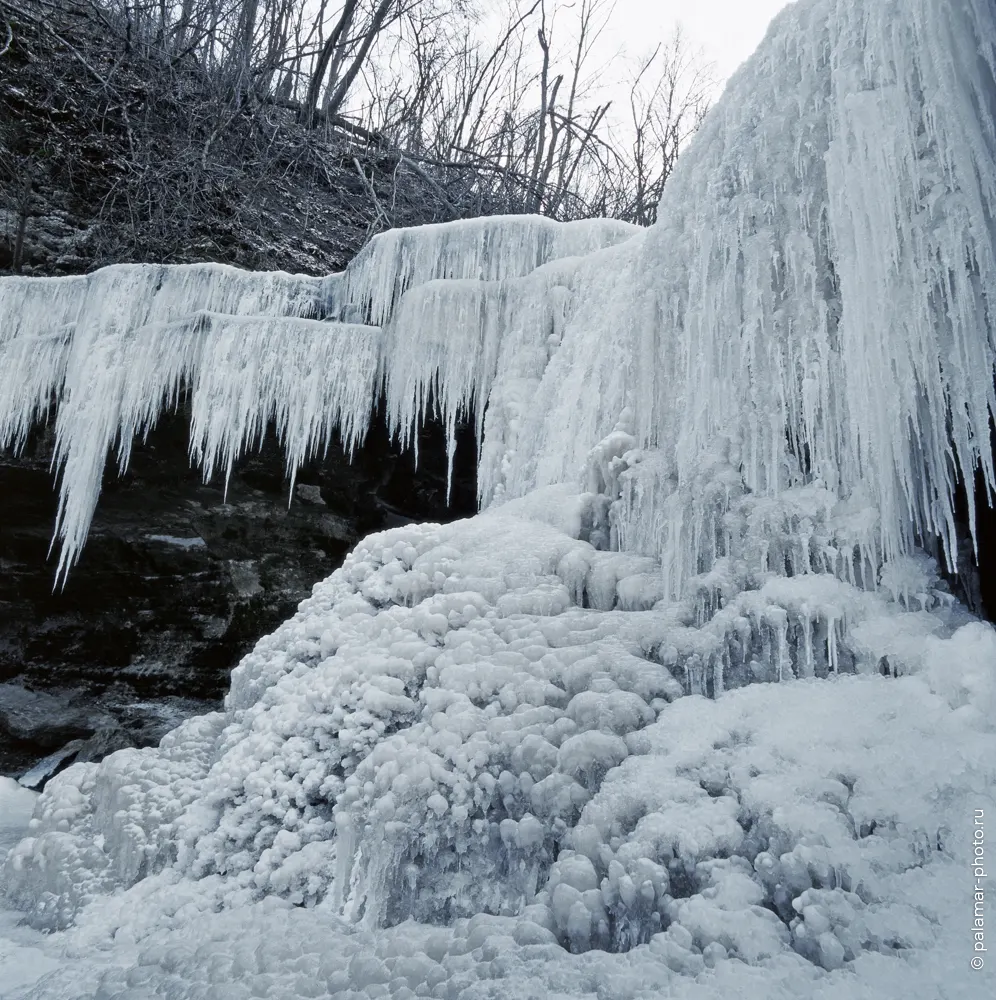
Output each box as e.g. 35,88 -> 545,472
2,2 -> 996,997
2,0 -> 996,600
3,3 -> 996,603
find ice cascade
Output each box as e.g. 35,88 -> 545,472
2,0 -> 995,596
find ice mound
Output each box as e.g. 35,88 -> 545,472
3,487 -> 993,1000
6,636 -> 993,999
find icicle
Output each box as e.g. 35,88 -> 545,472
799,612 -> 815,678
46,302 -> 377,584
768,609 -> 791,683
827,614 -> 839,675
0,325 -> 71,453
0,217 -> 641,577
501,0 -> 996,601
382,278 -> 504,480
2,0 -> 995,597
712,653 -> 725,697
187,314 -> 379,495
341,215 -> 640,326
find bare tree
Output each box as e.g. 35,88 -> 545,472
611,27 -> 712,224
348,0 -> 710,222
300,0 -> 358,126
0,0 -> 712,276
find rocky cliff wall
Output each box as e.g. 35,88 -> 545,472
0,402 -> 477,777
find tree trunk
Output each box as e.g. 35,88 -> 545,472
323,0 -> 395,122
12,199 -> 28,274
301,0 -> 359,128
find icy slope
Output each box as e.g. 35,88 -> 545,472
0,779 -> 64,998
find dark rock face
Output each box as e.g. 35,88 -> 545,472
0,402 -> 477,776
0,683 -> 108,747
946,437 -> 996,622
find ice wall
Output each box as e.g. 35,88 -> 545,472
0,221 -> 638,583
1,0 -> 994,603
512,0 -> 996,596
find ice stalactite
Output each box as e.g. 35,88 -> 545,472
0,220 -> 637,583
0,323 -> 71,454
0,263 -> 341,581
382,251 -> 593,505
339,215 -> 640,326
51,309 -> 378,585
383,279 -> 503,499
183,315 -> 380,491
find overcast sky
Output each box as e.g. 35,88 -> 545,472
609,0 -> 793,92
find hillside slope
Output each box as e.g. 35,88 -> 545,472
0,0 -> 462,275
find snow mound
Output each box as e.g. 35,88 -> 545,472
2,490 -> 993,1000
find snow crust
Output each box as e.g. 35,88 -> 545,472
2,0 -> 996,997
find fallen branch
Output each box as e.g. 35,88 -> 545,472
353,156 -> 391,233
397,152 -> 460,219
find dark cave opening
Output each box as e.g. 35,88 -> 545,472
935,406 -> 996,622
0,401 -> 479,775
949,461 -> 996,622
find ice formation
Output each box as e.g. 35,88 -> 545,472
4,0 -> 996,607
0,219 -> 639,582
2,0 -> 996,997
1,496 -> 994,999
3,0 -> 996,598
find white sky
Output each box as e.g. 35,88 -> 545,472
608,0 -> 793,93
